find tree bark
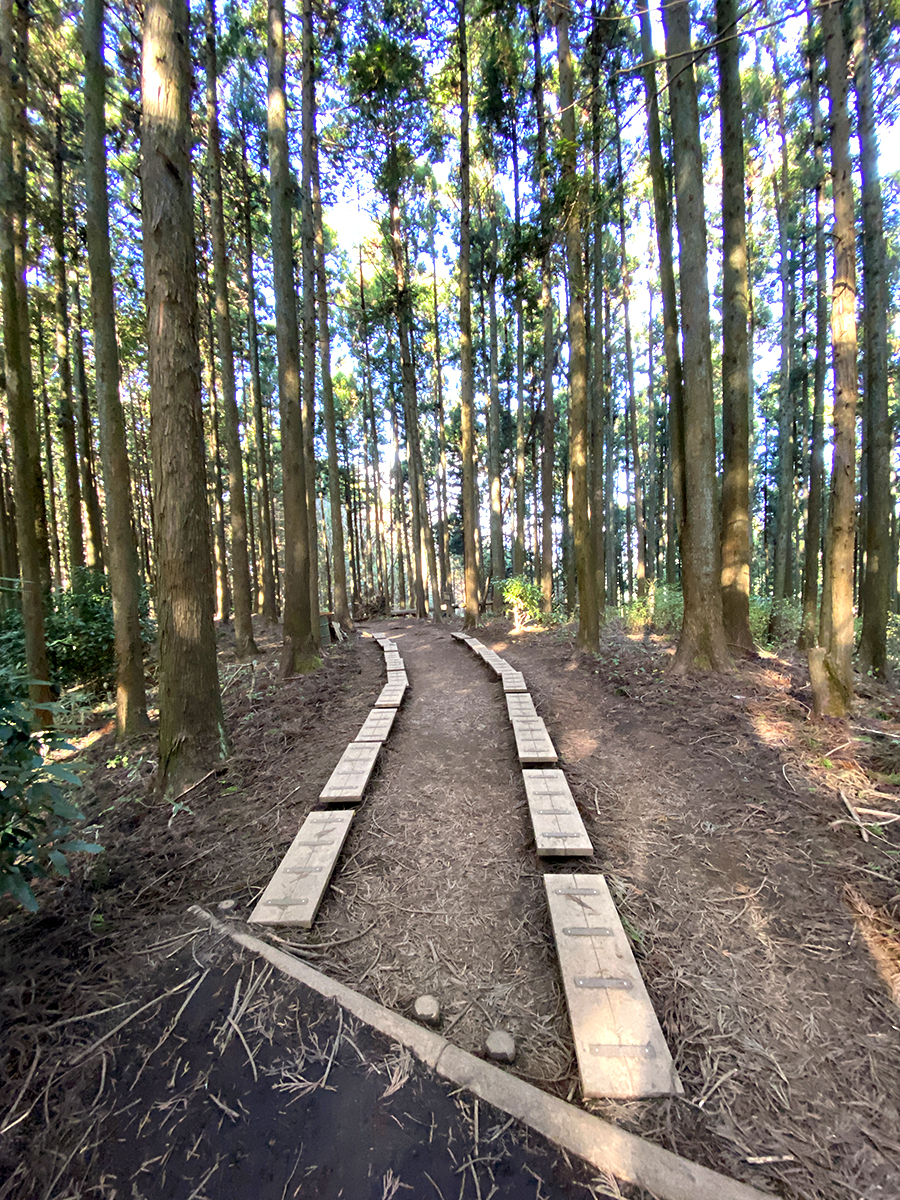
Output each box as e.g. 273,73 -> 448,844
815,0 -> 857,714
300,0 -> 320,637
716,0 -> 754,652
0,0 -> 52,721
459,0 -> 479,630
82,0 -> 149,735
663,0 -> 730,673
69,260 -> 105,572
853,0 -> 891,678
205,0 -> 257,658
141,0 -> 227,792
488,191 -> 504,586
268,0 -> 317,673
554,2 -> 597,650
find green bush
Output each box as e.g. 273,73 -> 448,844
0,569 -> 154,691
0,675 -> 100,912
497,576 -> 545,629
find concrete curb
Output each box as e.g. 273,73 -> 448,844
189,906 -> 771,1200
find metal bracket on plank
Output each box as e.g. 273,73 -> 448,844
291,841 -> 336,847
562,926 -> 613,937
574,977 -> 632,990
540,831 -> 581,839
555,887 -> 599,895
589,1042 -> 656,1058
534,808 -> 572,815
260,897 -> 311,907
283,867 -> 324,875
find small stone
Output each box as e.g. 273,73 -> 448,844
217,899 -> 237,912
484,1029 -> 516,1063
413,994 -> 441,1027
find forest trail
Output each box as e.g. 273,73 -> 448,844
2,617 -> 900,1200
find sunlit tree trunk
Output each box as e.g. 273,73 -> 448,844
459,0 -> 479,630
300,0 -> 320,635
141,0 -> 227,792
716,0 -> 754,652
664,0 -> 730,673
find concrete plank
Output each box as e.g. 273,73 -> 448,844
511,715 -> 558,765
374,680 -> 408,708
355,707 -> 398,743
249,810 -> 354,928
544,874 -> 682,1099
506,693 -> 537,721
319,741 -> 380,802
522,769 -> 592,856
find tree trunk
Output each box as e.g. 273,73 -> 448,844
69,261 -> 105,572
268,0 -> 317,674
459,0 -> 479,630
36,309 -> 63,589
141,0 -> 227,793
512,116 -> 526,579
0,0 -> 52,721
82,0 -> 148,737
853,0 -> 891,678
815,0 -> 857,715
638,0 -> 685,562
311,79 -> 351,630
488,192 -> 504,587
663,0 -> 730,673
51,87 -> 85,577
300,0 -> 320,636
239,128 -> 277,625
798,20 -> 827,650
554,2 -> 597,650
205,0 -> 257,658
716,0 -> 754,652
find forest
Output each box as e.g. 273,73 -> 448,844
0,0 -> 898,804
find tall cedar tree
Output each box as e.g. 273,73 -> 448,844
141,0 -> 228,793
0,0 -> 52,720
663,0 -> 730,672
205,0 -> 258,659
812,0 -> 858,714
268,0 -> 318,673
83,0 -> 149,736
716,0 -> 754,651
554,0 -> 597,651
459,0 -> 480,629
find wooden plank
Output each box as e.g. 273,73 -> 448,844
319,741 -> 380,803
501,670 -> 528,693
485,657 -> 512,677
544,874 -> 682,1099
522,769 -> 592,856
450,631 -> 473,642
383,652 -> 404,671
249,810 -> 354,928
380,639 -> 398,652
511,715 -> 558,765
384,669 -> 408,687
466,639 -> 486,652
506,693 -> 537,721
355,707 -> 398,743
374,679 -> 407,708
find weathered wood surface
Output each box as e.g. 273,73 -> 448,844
379,639 -> 398,652
501,670 -> 528,692
355,707 -> 398,743
522,769 -> 592,856
451,631 -> 473,642
249,810 -> 354,928
511,715 -> 558,765
383,651 -> 404,671
374,680 -> 408,708
506,693 -> 538,721
384,669 -> 409,687
544,874 -> 682,1099
319,741 -> 381,802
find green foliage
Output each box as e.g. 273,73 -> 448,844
0,569 -> 154,691
0,676 -> 100,912
497,575 -> 544,628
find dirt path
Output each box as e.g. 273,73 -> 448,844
3,614 -> 900,1200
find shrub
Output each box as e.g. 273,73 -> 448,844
0,569 -> 154,692
497,575 -> 545,629
0,674 -> 100,912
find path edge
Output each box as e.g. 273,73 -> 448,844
189,906 -> 770,1200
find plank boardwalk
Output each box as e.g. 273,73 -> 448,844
450,631 -> 472,642
506,693 -> 537,721
522,770 -> 592,856
319,741 -> 380,802
249,810 -> 354,929
383,652 -> 404,670
374,680 -> 407,708
544,874 -> 683,1099
511,715 -> 557,765
355,707 -> 397,743
384,669 -> 409,687
501,670 -> 528,692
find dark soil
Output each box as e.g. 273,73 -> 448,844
2,613 -> 900,1200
